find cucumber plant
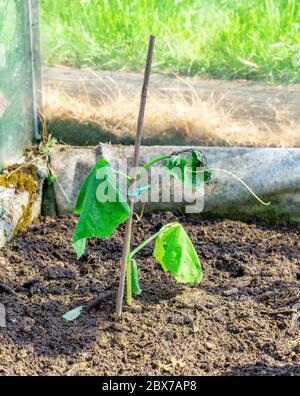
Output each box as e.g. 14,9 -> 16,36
64,149 -> 210,321
63,149 -> 269,321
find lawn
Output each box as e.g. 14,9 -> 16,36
40,0 -> 300,83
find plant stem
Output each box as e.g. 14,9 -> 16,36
135,148 -> 206,180
136,155 -> 170,180
115,35 -> 155,318
130,222 -> 177,258
126,255 -> 132,306
111,169 -> 133,182
130,231 -> 162,258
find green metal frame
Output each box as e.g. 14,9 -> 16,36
0,0 -> 42,170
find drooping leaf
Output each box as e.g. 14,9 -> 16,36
63,306 -> 83,321
72,159 -> 130,258
73,238 -> 86,260
166,155 -> 188,184
131,259 -> 142,295
153,222 -> 203,285
166,149 -> 212,188
191,150 -> 212,185
74,162 -> 99,215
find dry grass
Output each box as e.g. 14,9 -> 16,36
43,81 -> 300,148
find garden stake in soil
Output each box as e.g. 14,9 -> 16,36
115,35 -> 155,318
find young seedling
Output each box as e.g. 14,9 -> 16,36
63,36 -> 270,322
63,149 -> 207,320
63,147 -> 270,322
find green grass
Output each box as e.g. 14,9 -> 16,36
40,0 -> 300,83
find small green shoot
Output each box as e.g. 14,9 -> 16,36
131,259 -> 142,296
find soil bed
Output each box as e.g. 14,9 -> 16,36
0,213 -> 299,376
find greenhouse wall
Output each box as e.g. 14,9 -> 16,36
0,0 -> 41,170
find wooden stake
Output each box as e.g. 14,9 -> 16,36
115,35 -> 155,318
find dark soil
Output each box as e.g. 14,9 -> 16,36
0,213 -> 299,376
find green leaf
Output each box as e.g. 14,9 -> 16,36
166,156 -> 188,184
49,137 -> 58,146
153,222 -> 203,285
40,146 -> 50,154
47,175 -> 57,186
131,259 -> 142,295
74,161 -> 100,215
166,149 -> 212,188
72,159 -> 130,258
72,239 -> 86,260
191,150 -> 212,185
63,306 -> 83,321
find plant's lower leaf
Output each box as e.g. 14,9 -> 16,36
72,239 -> 86,259
131,259 -> 142,295
63,306 -> 83,321
72,159 -> 130,258
153,222 -> 203,285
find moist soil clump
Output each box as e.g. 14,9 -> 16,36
0,213 -> 299,375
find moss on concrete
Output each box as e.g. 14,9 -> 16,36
13,203 -> 34,236
0,164 -> 40,235
0,164 -> 38,194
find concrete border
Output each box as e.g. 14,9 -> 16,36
0,161 -> 46,249
50,144 -> 300,223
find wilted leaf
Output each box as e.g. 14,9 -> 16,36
73,159 -> 130,258
191,150 -> 212,186
153,222 -> 203,285
166,155 -> 188,184
166,149 -> 211,188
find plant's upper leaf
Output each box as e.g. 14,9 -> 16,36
74,161 -> 100,215
191,150 -> 212,185
72,159 -> 130,258
166,149 -> 212,188
131,259 -> 142,295
153,222 -> 203,285
166,156 -> 188,184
